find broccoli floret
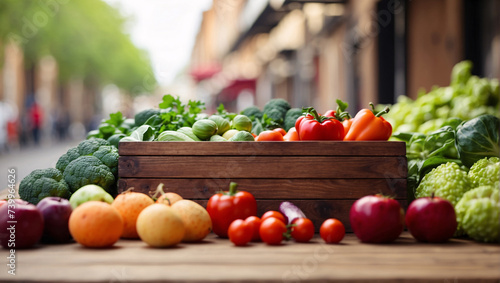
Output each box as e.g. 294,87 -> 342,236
63,156 -> 116,194
415,162 -> 472,206
284,108 -> 303,131
78,138 -> 110,156
263,99 -> 291,122
135,108 -> 160,126
56,138 -> 118,178
56,147 -> 81,172
241,106 -> 263,120
92,145 -> 119,177
468,157 -> 500,188
265,108 -> 285,122
19,168 -> 71,205
455,186 -> 499,242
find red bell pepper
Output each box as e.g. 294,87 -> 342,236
344,103 -> 392,141
295,107 -> 344,140
206,182 -> 257,238
324,99 -> 352,134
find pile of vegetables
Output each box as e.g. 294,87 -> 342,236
241,98 -> 302,134
19,138 -> 119,203
87,94 -> 256,143
390,61 -> 500,243
386,61 -> 499,134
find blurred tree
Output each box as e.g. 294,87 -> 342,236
0,0 -> 156,95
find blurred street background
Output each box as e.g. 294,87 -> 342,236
0,0 -> 499,186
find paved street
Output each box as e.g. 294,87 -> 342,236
0,139 -> 80,194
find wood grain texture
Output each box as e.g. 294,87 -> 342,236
3,233 -> 499,283
118,178 -> 407,199
119,156 -> 407,179
118,141 -> 406,156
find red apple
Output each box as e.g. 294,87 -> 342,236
350,195 -> 404,243
0,200 -> 44,249
36,197 -> 73,243
405,196 -> 457,242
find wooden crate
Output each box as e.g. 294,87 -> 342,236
118,141 -> 407,232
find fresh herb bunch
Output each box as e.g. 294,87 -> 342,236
157,94 -> 206,132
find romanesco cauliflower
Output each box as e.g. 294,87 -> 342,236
415,162 -> 472,206
455,186 -> 499,243
468,157 -> 500,188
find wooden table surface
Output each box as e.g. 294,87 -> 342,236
2,232 -> 499,283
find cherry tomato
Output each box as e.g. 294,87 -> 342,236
228,219 -> 253,246
244,216 -> 262,242
259,217 -> 287,245
261,210 -> 286,224
320,218 -> 345,244
257,130 -> 284,141
291,218 -> 315,243
273,128 -> 287,136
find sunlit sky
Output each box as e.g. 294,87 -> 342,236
104,0 -> 213,86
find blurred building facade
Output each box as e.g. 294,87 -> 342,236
189,0 -> 500,113
0,42 -> 100,149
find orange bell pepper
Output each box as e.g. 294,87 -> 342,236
342,118 -> 353,134
344,103 -> 392,141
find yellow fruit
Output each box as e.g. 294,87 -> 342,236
136,203 -> 185,248
171,200 -> 212,242
156,192 -> 183,206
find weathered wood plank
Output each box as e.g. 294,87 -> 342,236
119,156 -> 407,179
118,178 -> 407,199
118,141 -> 406,156
3,233 -> 499,283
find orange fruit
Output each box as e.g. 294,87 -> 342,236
112,192 -> 154,238
156,192 -> 183,206
69,201 -> 123,248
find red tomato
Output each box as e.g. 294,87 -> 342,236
291,218 -> 315,243
259,217 -> 287,245
261,211 -> 286,224
273,128 -> 287,136
320,218 -> 345,244
228,219 -> 253,246
257,130 -> 284,141
244,216 -> 262,242
283,127 -> 300,141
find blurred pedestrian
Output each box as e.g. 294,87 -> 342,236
0,101 -> 8,153
29,100 -> 43,145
